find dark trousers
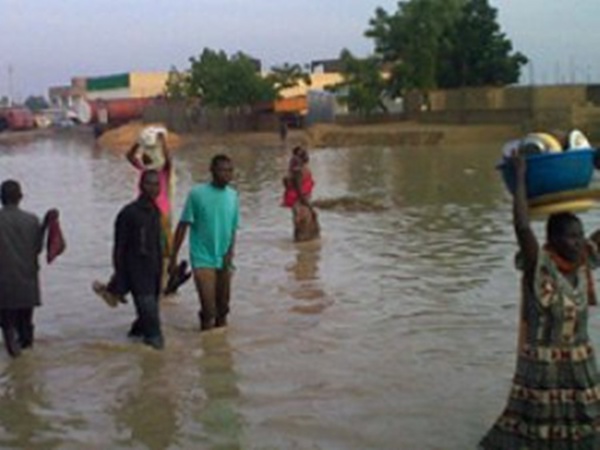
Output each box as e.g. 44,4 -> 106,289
130,294 -> 163,347
0,308 -> 34,357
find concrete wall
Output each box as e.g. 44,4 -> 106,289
145,84 -> 600,138
406,85 -> 600,134
421,85 -> 591,112
532,86 -> 588,108
503,87 -> 533,109
335,112 -> 408,126
586,85 -> 600,106
428,87 -> 508,111
418,109 -> 530,126
144,101 -> 279,134
573,104 -> 600,141
143,101 -> 193,133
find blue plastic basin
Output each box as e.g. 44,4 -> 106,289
498,149 -> 596,199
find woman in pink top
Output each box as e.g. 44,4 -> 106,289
126,131 -> 173,255
281,146 -> 319,242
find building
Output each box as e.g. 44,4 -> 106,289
48,71 -> 169,124
84,72 -> 168,100
49,72 -> 168,104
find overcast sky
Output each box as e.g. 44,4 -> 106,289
1,0 -> 599,98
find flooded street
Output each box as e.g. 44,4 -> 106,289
2,132 -> 600,449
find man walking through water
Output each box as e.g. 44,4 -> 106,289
169,154 -> 239,331
0,180 -> 56,357
94,170 -> 165,349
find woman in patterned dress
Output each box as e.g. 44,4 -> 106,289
480,154 -> 600,449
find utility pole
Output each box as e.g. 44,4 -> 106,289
528,60 -> 535,86
586,65 -> 591,85
7,64 -> 14,106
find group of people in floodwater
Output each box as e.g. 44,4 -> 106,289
5,125 -> 600,447
0,128 -> 319,353
93,132 -> 319,349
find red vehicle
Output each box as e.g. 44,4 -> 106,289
90,97 -> 155,125
0,107 -> 36,132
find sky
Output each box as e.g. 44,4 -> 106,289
1,0 -> 600,99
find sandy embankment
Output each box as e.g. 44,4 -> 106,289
0,120 -> 520,150
96,122 -> 184,154
96,121 -> 521,152
305,122 -> 520,148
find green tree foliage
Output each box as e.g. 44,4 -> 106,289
331,49 -> 388,116
164,66 -> 191,100
266,62 -> 312,96
24,95 -> 49,112
365,0 -> 527,93
188,48 -> 277,108
366,0 -> 464,94
438,0 -> 528,87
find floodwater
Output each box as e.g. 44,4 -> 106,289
1,131 -> 600,450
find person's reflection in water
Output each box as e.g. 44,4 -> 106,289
287,241 -> 331,314
113,354 -> 179,450
290,241 -> 321,282
196,332 -> 243,450
0,360 -> 60,449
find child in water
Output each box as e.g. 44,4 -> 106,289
479,153 -> 600,449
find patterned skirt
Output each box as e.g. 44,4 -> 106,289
480,341 -> 600,449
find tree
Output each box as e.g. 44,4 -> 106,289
24,95 -> 49,112
366,0 -> 464,94
365,0 -> 527,93
266,63 -> 312,96
164,66 -> 191,100
438,0 -> 528,88
188,48 -> 277,109
331,49 -> 388,116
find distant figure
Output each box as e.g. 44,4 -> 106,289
279,118 -> 288,143
282,146 -> 320,242
0,180 -> 57,357
126,128 -> 174,284
94,99 -> 110,138
479,154 -> 600,448
169,154 -> 239,331
97,103 -> 109,126
93,170 -> 165,350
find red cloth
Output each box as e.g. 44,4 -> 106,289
282,171 -> 314,208
46,215 -> 66,264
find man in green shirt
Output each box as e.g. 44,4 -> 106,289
169,154 -> 239,331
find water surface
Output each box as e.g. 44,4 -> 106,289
1,131 -> 599,449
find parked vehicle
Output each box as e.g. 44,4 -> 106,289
36,108 -> 78,128
89,97 -> 155,125
0,107 -> 36,132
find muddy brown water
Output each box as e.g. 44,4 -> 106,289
1,132 -> 600,449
